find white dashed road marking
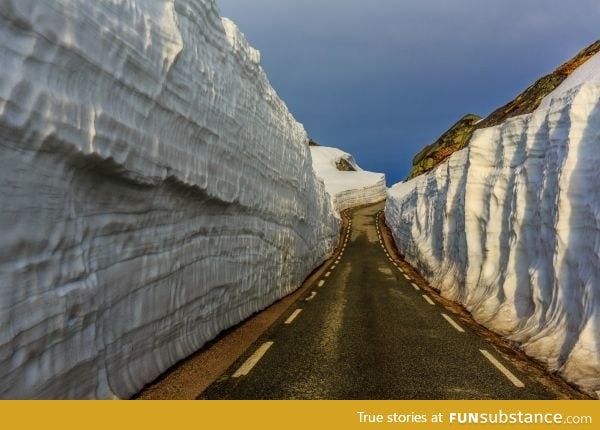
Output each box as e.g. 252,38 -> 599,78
411,282 -> 420,291
318,280 -> 325,287
480,349 -> 525,388
441,313 -> 465,332
232,342 -> 274,378
284,309 -> 303,325
305,291 -> 317,301
325,271 -> 331,277
423,295 -> 435,305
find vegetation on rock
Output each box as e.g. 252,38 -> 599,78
408,114 -> 481,179
407,40 -> 600,180
335,158 -> 356,171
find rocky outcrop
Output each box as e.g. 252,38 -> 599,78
478,40 -> 600,128
408,114 -> 481,179
0,0 -> 339,398
408,40 -> 600,180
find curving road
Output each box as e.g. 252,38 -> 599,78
199,202 -> 579,400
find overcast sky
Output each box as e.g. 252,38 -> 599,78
216,0 -> 599,185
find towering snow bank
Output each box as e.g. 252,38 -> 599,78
311,146 -> 386,212
386,53 -> 600,395
0,0 -> 339,398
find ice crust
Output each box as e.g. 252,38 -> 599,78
310,146 -> 386,212
386,53 -> 600,395
0,0 -> 340,398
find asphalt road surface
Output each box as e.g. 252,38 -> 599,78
200,202 -> 573,399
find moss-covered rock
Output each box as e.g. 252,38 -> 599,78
407,113 -> 481,179
477,40 -> 600,129
335,158 -> 356,171
407,40 -> 600,180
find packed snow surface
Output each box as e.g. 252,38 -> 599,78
311,146 -> 386,212
386,52 -> 600,395
0,0 -> 340,398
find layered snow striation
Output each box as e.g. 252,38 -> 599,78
0,0 -> 340,398
386,53 -> 600,395
311,146 -> 386,212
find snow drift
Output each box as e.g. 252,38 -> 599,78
0,0 -> 340,398
311,146 -> 386,212
386,52 -> 600,395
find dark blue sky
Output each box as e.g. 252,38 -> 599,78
216,0 -> 599,185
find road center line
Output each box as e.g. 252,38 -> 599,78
441,313 -> 465,332
305,291 -> 317,301
284,309 -> 303,325
479,349 -> 525,388
422,295 -> 435,305
232,341 -> 274,378
317,280 -> 325,287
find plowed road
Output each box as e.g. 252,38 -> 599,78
196,202 -> 579,400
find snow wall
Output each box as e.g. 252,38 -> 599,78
386,53 -> 600,395
311,146 -> 386,212
0,0 -> 340,398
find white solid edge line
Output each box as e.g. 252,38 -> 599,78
480,349 -> 525,388
318,280 -> 325,287
284,309 -> 303,325
411,282 -> 420,291
423,295 -> 435,305
441,313 -> 465,333
232,341 -> 274,378
305,291 -> 317,301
